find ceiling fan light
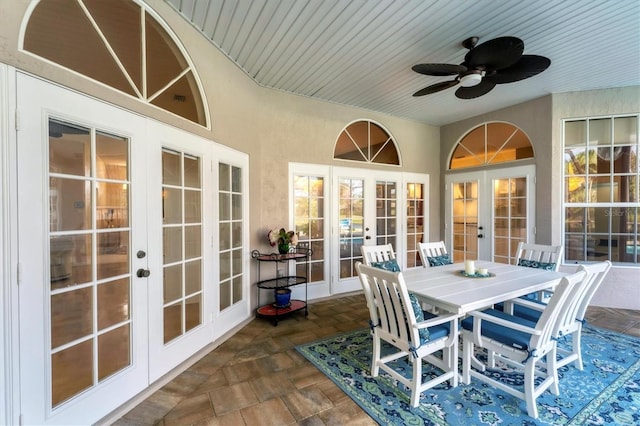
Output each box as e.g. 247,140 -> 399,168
460,71 -> 483,87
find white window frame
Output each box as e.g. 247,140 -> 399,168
562,114 -> 640,266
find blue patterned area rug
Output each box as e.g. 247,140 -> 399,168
296,326 -> 640,425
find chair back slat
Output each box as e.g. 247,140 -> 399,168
417,241 -> 448,267
358,263 -> 418,346
361,244 -> 396,265
515,242 -> 563,271
575,261 -> 612,321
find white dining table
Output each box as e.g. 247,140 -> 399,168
402,260 -> 567,315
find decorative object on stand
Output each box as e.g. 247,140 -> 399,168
268,227 -> 298,254
274,288 -> 292,308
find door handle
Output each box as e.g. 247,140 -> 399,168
365,235 -> 371,240
136,268 -> 150,278
477,234 -> 484,238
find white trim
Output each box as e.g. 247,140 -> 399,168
561,114 -> 640,266
289,163 -> 332,301
17,0 -> 211,130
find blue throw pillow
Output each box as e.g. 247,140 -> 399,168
427,253 -> 453,267
408,293 -> 430,343
370,259 -> 401,272
518,259 -> 556,270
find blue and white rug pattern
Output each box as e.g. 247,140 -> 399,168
296,326 -> 640,425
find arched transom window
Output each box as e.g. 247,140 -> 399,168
334,120 -> 400,165
22,0 -> 209,127
450,122 -> 534,170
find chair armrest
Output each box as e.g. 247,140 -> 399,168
414,313 -> 459,330
510,298 -> 546,312
469,310 -> 541,335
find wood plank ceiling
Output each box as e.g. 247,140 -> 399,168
166,0 -> 640,125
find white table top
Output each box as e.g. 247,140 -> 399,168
402,261 -> 566,315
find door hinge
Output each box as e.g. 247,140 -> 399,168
14,108 -> 20,131
19,413 -> 23,425
533,226 -> 537,235
17,262 -> 21,285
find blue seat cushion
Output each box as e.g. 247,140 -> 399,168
495,299 -> 546,323
513,303 -> 544,323
427,253 -> 453,266
518,258 -> 556,270
461,309 -> 537,351
422,311 -> 450,342
371,259 -> 401,272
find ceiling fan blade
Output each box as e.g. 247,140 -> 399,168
485,55 -> 551,84
412,63 -> 466,76
455,80 -> 496,99
464,36 -> 524,70
413,80 -> 459,97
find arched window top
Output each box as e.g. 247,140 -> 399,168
449,122 -> 534,170
334,120 -> 400,165
21,0 -> 209,127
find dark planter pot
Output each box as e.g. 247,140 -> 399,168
274,288 -> 292,307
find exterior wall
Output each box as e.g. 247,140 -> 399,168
441,87 -> 640,309
551,88 -> 640,309
0,0 -> 441,273
440,95 -> 552,243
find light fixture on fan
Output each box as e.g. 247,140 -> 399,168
412,36 -> 551,99
459,70 -> 483,87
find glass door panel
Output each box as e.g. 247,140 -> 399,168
451,181 -> 479,262
493,177 -> 527,264
333,168 -> 400,294
218,162 -> 244,311
161,149 -> 203,344
446,165 -> 535,262
49,120 -> 132,407
338,177 -> 364,279
405,180 -> 426,268
18,73 -> 149,425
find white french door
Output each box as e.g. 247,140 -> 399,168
445,165 -> 536,263
146,122 -> 215,382
15,74 -> 246,424
17,73 -> 150,425
332,167 -> 400,294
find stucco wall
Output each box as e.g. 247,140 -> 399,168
440,88 -> 640,309
552,88 -> 640,309
0,0 -> 441,275
440,95 -> 552,242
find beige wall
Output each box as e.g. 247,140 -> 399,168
440,96 -> 552,242
1,2 -> 637,308
441,87 -> 640,309
0,0 -> 441,263
551,87 -> 640,309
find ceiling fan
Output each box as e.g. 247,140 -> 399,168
412,36 -> 550,99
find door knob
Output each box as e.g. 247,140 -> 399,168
477,234 -> 484,238
136,268 -> 150,278
365,235 -> 371,240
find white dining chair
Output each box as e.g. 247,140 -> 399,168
356,262 -> 459,407
515,242 -> 564,301
461,269 -> 587,419
417,241 -> 452,268
361,244 -> 399,270
515,242 -> 563,271
506,261 -> 611,370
